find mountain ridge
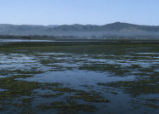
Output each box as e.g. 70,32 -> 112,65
0,22 -> 159,39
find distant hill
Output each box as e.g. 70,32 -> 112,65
0,22 -> 159,39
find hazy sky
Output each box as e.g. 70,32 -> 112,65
0,0 -> 158,25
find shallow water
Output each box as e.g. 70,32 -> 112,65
17,70 -> 135,88
0,43 -> 159,114
0,88 -> 6,92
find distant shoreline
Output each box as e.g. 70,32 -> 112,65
1,35 -> 159,45
1,40 -> 159,46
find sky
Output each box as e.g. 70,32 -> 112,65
0,0 -> 158,25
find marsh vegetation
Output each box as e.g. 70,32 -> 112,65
0,41 -> 159,113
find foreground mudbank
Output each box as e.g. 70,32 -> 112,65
0,43 -> 159,114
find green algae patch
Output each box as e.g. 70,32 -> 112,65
71,91 -> 110,103
21,97 -> 33,104
144,103 -> 159,109
40,58 -> 65,65
41,93 -> 64,98
79,63 -> 130,76
53,87 -> 84,93
13,70 -> 43,74
0,69 -> 43,76
38,101 -> 96,113
0,76 -> 39,99
99,78 -> 159,96
0,74 -> 64,99
52,87 -> 110,103
39,83 -> 63,90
